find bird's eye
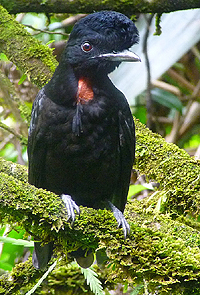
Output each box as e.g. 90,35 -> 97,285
81,42 -> 93,52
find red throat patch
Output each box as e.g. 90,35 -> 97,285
77,77 -> 94,103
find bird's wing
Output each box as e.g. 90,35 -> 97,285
113,103 -> 135,212
28,89 -> 54,269
28,88 -> 47,187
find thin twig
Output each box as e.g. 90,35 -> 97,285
60,14 -> 87,28
165,111 -> 181,143
168,68 -> 200,95
142,14 -> 155,129
194,145 -> 200,160
152,80 -> 181,96
0,121 -> 27,145
24,24 -> 70,36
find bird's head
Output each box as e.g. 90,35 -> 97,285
62,11 -> 140,76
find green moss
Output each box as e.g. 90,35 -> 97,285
0,258 -> 44,295
0,158 -> 28,183
154,13 -> 162,35
134,118 -> 200,217
101,216 -> 200,293
18,102 -> 31,125
0,171 -> 65,237
0,5 -> 58,88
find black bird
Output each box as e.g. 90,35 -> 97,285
28,11 -> 140,269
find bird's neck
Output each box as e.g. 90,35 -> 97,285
44,63 -> 77,106
44,62 -> 111,106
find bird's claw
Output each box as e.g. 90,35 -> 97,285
61,194 -> 80,222
108,201 -> 130,238
118,214 -> 130,238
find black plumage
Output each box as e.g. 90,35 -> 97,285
28,11 -> 140,269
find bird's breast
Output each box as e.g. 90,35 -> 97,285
42,94 -> 118,157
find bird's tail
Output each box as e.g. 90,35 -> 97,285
70,248 -> 94,269
32,241 -> 54,269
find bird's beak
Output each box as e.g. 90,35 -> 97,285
98,49 -> 141,62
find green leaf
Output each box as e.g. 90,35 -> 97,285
184,134 -> 200,149
0,236 -> 34,247
112,263 -> 116,271
0,226 -> 7,236
46,39 -> 55,45
151,88 -> 183,113
128,184 -> 154,199
155,193 -> 168,213
0,261 -> 13,271
18,73 -> 27,85
0,53 -> 9,61
0,228 -> 32,270
132,105 -> 147,124
81,267 -> 104,295
123,281 -> 128,293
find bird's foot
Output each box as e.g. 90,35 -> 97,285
108,201 -> 130,238
61,194 -> 80,222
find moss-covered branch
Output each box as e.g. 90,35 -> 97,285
134,119 -> 200,218
1,178 -> 200,294
0,0 -> 200,14
0,70 -> 32,125
1,119 -> 200,293
0,258 -> 111,295
0,259 -> 43,295
0,5 -> 57,88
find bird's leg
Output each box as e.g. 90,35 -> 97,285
61,194 -> 80,222
108,201 -> 130,238
62,194 -> 94,268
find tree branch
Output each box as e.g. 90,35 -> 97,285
0,5 -> 58,88
135,119 -> 200,218
0,121 -> 27,144
0,0 -> 200,14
